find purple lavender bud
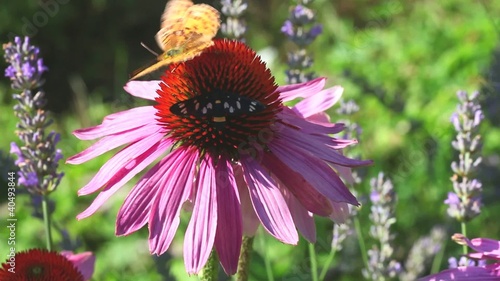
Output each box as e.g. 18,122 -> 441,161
283,1 -> 321,83
308,24 -> 323,39
3,36 -> 64,195
290,5 -> 316,25
19,171 -> 39,187
447,90 -> 483,222
281,20 -> 294,37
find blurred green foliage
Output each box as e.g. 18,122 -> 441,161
1,0 -> 500,280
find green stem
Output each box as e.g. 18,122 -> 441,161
259,229 -> 274,281
431,236 -> 447,274
319,248 -> 336,281
42,195 -> 53,251
461,222 -> 468,255
308,243 -> 318,281
353,217 -> 369,268
200,250 -> 218,281
236,236 -> 254,281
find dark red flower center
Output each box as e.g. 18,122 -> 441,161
0,249 -> 84,281
155,39 -> 281,160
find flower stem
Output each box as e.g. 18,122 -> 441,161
354,217 -> 369,268
319,248 -> 336,281
308,243 -> 318,281
236,236 -> 254,281
259,229 -> 274,281
42,195 -> 53,251
431,236 -> 447,274
200,250 -> 218,281
461,222 -> 468,255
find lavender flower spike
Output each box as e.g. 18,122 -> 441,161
3,36 -> 64,195
363,172 -> 402,280
282,1 -> 322,84
220,0 -> 248,41
445,90 -> 484,222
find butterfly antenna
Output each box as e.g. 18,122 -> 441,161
141,42 -> 159,56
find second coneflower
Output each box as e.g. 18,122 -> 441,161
68,39 -> 371,275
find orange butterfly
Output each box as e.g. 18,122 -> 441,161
130,0 -> 220,80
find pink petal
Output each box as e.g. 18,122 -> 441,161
329,201 -> 351,223
269,138 -> 358,205
116,160 -> 163,236
282,191 -> 316,243
76,136 -> 170,220
334,165 -> 356,185
124,80 -> 162,100
184,155 -> 218,274
306,112 -> 331,124
214,157 -> 242,275
149,147 -> 199,254
453,234 -> 500,260
72,106 -> 158,140
418,265 -> 500,280
67,123 -> 160,164
77,131 -> 166,196
279,107 -> 345,135
262,152 -> 333,216
293,86 -> 344,118
275,122 -> 372,167
61,251 -> 95,281
234,165 -> 260,236
241,156 -> 298,245
278,77 -> 326,101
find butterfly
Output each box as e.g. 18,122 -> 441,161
130,0 -> 220,80
170,94 -> 266,123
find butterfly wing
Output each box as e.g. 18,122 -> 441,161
130,0 -> 220,80
157,2 -> 220,55
155,0 -> 193,49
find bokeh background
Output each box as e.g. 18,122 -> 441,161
1,0 -> 499,280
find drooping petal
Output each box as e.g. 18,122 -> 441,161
278,77 -> 326,101
329,201 -> 351,224
115,159 -> 163,236
67,123 -> 160,164
234,164 -> 260,236
452,234 -> 500,260
76,136 -> 171,220
124,80 -> 161,100
241,156 -> 298,245
293,86 -> 343,118
72,106 -> 158,140
184,155 -> 218,274
60,251 -> 95,281
276,122 -> 372,167
214,157 -> 242,275
262,152 -> 333,216
278,107 -> 345,135
418,265 -> 500,281
282,191 -> 316,243
77,131 -> 167,196
269,137 -> 358,205
149,146 -> 199,254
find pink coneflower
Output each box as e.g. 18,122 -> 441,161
68,39 -> 371,275
0,249 -> 95,281
419,234 -> 500,281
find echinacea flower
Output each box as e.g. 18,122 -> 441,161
0,249 -> 95,281
419,233 -> 500,280
68,39 -> 371,275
